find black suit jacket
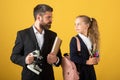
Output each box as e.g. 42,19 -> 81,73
70,35 -> 96,80
10,27 -> 62,80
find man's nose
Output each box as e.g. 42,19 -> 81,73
49,18 -> 52,22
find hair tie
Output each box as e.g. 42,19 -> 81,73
90,18 -> 93,22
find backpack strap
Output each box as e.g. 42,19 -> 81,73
74,37 -> 81,52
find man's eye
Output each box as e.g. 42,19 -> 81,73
47,16 -> 52,19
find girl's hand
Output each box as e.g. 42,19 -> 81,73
86,57 -> 98,65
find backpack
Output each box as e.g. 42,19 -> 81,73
61,37 -> 80,80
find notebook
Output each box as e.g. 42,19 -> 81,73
51,37 -> 62,55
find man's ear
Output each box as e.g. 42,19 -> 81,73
36,14 -> 42,21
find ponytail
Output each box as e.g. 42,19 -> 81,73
88,18 -> 100,50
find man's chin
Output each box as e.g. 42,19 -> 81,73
46,25 -> 51,29
40,25 -> 51,30
44,24 -> 51,29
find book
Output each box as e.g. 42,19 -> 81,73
51,37 -> 62,55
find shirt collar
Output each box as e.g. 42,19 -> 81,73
32,25 -> 45,35
78,33 -> 92,50
78,33 -> 88,39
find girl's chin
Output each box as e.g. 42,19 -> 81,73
76,30 -> 80,32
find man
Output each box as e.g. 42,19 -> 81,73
10,4 -> 62,80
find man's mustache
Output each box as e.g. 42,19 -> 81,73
42,21 -> 52,25
48,22 -> 52,25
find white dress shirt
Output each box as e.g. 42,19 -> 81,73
78,33 -> 92,51
33,26 -> 44,50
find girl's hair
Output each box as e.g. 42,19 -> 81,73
76,15 -> 100,50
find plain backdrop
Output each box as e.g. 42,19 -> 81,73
0,0 -> 120,80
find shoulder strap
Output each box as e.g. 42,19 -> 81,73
75,37 -> 81,52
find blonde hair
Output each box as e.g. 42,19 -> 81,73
76,15 -> 100,50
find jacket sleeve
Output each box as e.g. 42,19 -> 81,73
10,31 -> 26,67
50,32 -> 62,67
53,49 -> 62,66
70,37 -> 86,65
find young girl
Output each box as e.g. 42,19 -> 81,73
70,15 -> 100,80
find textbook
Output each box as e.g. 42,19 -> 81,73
51,37 -> 62,55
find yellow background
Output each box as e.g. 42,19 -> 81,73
0,0 -> 120,80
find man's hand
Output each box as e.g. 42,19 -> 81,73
25,53 -> 34,64
47,53 -> 58,64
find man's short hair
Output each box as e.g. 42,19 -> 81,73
33,4 -> 53,20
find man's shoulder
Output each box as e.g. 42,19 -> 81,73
45,29 -> 57,35
17,27 -> 32,34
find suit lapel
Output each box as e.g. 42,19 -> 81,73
41,30 -> 50,53
29,27 -> 40,50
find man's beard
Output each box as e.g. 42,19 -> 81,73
40,22 -> 52,30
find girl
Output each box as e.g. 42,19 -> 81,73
70,15 -> 100,80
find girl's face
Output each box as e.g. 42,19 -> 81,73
75,17 -> 89,34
